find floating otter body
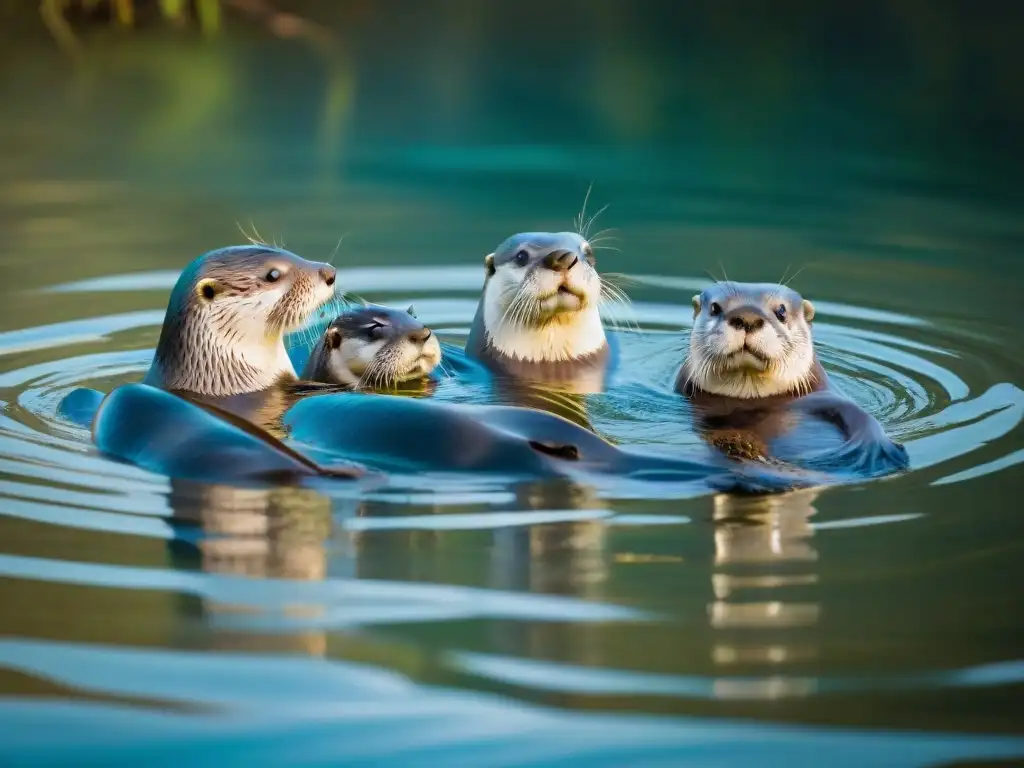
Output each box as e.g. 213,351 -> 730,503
676,281 -> 909,477
282,390 -> 792,490
93,382 -> 362,484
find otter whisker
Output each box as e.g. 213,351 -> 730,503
249,219 -> 268,248
341,293 -> 369,307
497,286 -> 524,325
370,347 -> 396,389
507,274 -> 543,329
588,227 -> 620,242
600,272 -> 640,287
599,278 -> 634,305
236,219 -> 267,249
581,203 -> 610,241
782,263 -> 809,289
510,290 -> 537,330
435,357 -> 455,380
599,282 -> 639,332
574,182 -> 594,236
778,263 -> 792,288
498,284 -> 528,330
357,355 -> 385,391
327,232 -> 348,266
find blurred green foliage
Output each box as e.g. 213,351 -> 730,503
42,0 -> 222,33
39,0 -> 224,57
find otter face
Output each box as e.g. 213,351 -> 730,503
687,282 -> 817,398
190,245 -> 338,338
316,304 -> 442,388
481,231 -> 606,362
151,245 -> 338,396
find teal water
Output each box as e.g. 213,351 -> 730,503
1,3 -> 1023,766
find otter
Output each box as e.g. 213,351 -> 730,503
465,232 -> 614,393
301,304 -> 441,389
77,244 -> 367,484
675,281 -> 910,477
141,244 -> 339,424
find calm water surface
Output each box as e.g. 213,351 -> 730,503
1,6 -> 1023,765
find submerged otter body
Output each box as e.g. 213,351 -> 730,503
93,383 -> 363,485
282,391 -> 814,493
676,281 -> 909,477
466,232 -> 614,393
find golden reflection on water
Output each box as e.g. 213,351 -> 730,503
170,481 -> 332,657
708,488 -> 821,698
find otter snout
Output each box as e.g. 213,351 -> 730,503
319,265 -> 337,287
407,327 -> 432,344
726,306 -> 768,332
543,249 -> 579,272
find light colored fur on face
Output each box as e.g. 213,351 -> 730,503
149,245 -> 336,397
482,235 -> 606,363
684,282 -> 817,399
326,337 -> 385,386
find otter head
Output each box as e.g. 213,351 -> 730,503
306,304 -> 441,388
481,231 -> 605,362
686,282 -> 817,398
148,245 -> 338,396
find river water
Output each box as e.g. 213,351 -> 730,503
0,4 -> 1022,766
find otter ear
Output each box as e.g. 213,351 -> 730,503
325,327 -> 343,350
802,299 -> 816,322
197,279 -> 220,302
691,294 -> 701,317
484,253 -> 496,278
407,305 -> 417,318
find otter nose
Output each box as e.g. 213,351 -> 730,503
725,307 -> 765,332
319,265 -> 337,287
543,249 -> 579,272
407,327 -> 432,344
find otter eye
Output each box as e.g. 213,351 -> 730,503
361,321 -> 388,335
775,305 -> 787,322
709,302 -> 723,316
583,245 -> 595,265
514,249 -> 530,267
265,268 -> 282,283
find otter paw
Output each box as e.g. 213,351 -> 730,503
854,437 -> 910,474
807,437 -> 910,476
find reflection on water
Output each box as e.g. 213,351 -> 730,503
169,481 -> 333,657
2,1 -> 1024,764
709,490 -> 821,700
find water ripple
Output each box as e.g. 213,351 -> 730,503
0,639 -> 1022,768
3,263 -> 1022,759
0,554 -> 645,624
